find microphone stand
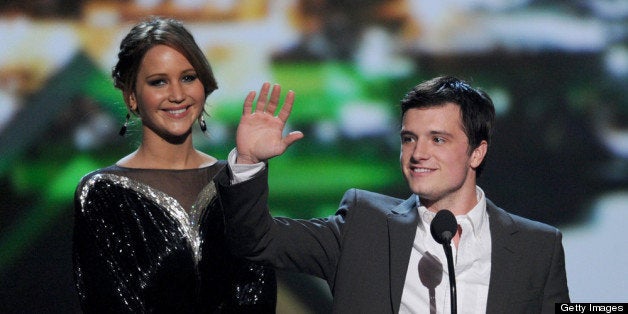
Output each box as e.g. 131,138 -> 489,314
442,241 -> 457,314
430,209 -> 458,314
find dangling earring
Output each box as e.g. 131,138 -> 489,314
199,115 -> 207,133
119,113 -> 130,136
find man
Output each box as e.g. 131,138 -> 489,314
218,77 -> 570,313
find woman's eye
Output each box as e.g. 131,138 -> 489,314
148,79 -> 166,86
182,74 -> 197,83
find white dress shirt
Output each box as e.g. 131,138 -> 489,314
227,149 -> 265,184
399,188 -> 492,314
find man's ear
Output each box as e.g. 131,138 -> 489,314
470,140 -> 488,168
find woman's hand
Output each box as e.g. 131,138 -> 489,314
235,82 -> 304,164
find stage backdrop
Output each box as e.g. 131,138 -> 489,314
0,0 -> 626,312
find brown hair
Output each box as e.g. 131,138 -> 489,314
112,16 -> 217,107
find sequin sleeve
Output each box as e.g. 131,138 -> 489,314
73,175 -> 146,312
72,173 -> 198,313
226,258 -> 277,312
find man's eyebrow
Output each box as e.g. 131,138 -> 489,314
430,130 -> 454,137
400,129 -> 453,136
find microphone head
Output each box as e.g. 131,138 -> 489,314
430,209 -> 458,245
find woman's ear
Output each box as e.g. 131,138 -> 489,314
125,92 -> 138,113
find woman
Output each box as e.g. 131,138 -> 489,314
73,17 -> 276,313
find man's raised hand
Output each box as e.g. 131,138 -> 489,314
235,82 -> 304,164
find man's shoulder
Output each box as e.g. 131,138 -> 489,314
339,188 -> 411,214
346,188 -> 405,203
487,199 -> 561,235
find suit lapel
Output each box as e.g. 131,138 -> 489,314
486,201 -> 520,313
387,196 -> 420,314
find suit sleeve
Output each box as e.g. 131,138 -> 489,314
217,166 -> 347,281
542,229 -> 570,312
199,190 -> 277,312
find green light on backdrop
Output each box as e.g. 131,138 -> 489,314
0,155 -> 101,273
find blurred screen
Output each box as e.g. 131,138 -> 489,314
0,0 -> 626,312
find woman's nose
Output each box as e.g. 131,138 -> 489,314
168,83 -> 185,103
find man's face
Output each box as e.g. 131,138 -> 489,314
399,103 -> 486,211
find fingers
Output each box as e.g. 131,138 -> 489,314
242,91 -> 256,115
265,84 -> 282,114
247,82 -> 294,118
284,131 -> 304,147
277,90 -> 295,122
254,82 -> 271,113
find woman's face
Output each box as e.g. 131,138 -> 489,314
129,44 -> 206,141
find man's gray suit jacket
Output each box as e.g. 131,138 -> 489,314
217,169 -> 569,313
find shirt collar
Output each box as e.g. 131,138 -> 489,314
416,186 -> 488,239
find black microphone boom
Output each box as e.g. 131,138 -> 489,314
430,209 -> 458,314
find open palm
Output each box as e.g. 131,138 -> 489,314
235,83 -> 304,164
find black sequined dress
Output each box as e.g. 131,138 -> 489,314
73,161 -> 276,313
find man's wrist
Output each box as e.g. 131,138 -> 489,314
236,153 -> 260,164
228,148 -> 265,184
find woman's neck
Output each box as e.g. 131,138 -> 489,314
118,132 -> 215,170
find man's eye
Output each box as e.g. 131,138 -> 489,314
401,136 -> 414,143
433,137 -> 445,144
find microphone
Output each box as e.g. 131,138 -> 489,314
430,209 -> 458,314
430,209 -> 458,245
